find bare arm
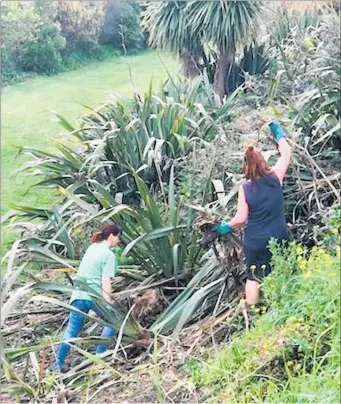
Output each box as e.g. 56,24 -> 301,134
229,185 -> 249,229
272,138 -> 292,184
101,253 -> 117,304
102,275 -> 112,304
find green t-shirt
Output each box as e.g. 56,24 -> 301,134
71,241 -> 117,302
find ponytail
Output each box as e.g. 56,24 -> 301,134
90,224 -> 122,244
90,231 -> 103,244
243,144 -> 271,181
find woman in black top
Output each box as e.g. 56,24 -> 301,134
213,121 -> 291,305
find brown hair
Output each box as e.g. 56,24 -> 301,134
90,224 -> 122,244
243,145 -> 272,181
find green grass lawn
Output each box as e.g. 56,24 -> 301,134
1,50 -> 178,248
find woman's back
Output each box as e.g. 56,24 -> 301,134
72,241 -> 116,301
243,173 -> 288,249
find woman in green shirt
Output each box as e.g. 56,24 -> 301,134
55,224 -> 121,371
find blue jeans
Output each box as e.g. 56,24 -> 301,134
56,299 -> 115,369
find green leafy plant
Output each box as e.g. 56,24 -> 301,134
188,0 -> 263,97
13,77 -> 239,206
190,215 -> 340,402
141,1 -> 202,79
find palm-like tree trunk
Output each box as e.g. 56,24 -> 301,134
179,49 -> 191,78
214,42 -> 236,98
180,42 -> 202,79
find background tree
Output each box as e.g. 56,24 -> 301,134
1,1 -> 69,81
189,0 -> 263,98
100,0 -> 126,45
1,1 -> 39,54
1,0 -> 146,84
19,0 -> 66,74
141,1 -> 202,79
56,0 -> 105,54
100,0 -> 145,52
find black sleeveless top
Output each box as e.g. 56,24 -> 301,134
243,173 -> 288,251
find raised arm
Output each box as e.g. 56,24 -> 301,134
269,121 -> 292,184
272,138 -> 292,184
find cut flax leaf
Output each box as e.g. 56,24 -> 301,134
312,122 -> 341,146
1,283 -> 35,327
122,225 -> 186,257
172,278 -> 223,339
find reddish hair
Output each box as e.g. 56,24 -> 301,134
90,224 -> 122,244
243,145 -> 272,181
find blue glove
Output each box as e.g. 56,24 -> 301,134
269,121 -> 286,142
212,221 -> 232,236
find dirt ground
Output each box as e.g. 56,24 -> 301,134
4,295 -> 246,403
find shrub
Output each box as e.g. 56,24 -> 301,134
1,46 -> 25,85
59,45 -> 120,72
119,2 -> 146,52
1,1 -> 66,80
1,2 -> 39,50
100,0 -> 125,45
56,1 -> 105,54
1,1 -> 40,83
100,0 -> 145,52
20,23 -> 66,74
2,1 -> 146,84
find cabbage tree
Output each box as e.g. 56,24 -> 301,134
141,1 -> 202,79
189,0 -> 263,98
